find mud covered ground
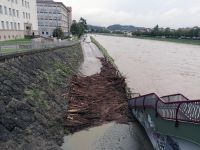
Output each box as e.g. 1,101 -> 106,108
65,58 -> 132,133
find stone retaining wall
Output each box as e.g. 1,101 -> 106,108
0,44 -> 83,150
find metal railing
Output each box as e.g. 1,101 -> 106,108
128,93 -> 200,125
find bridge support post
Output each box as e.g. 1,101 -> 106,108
155,112 -> 158,118
143,96 -> 146,111
155,99 -> 159,118
175,121 -> 179,128
175,103 -> 182,128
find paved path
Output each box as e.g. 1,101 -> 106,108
79,36 -> 103,76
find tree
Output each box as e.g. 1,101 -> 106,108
151,25 -> 159,36
70,18 -> 88,38
164,27 -> 171,37
70,20 -> 79,35
79,17 -> 88,30
53,27 -> 64,38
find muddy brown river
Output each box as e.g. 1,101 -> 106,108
94,34 -> 200,99
62,35 -> 200,150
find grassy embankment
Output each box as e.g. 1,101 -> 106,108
0,38 -> 32,54
90,36 -> 132,98
93,33 -> 200,46
0,38 -> 32,45
134,36 -> 200,46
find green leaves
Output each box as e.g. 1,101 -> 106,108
53,27 -> 64,39
70,18 -> 88,38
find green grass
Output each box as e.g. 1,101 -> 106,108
93,33 -> 200,46
133,36 -> 200,46
0,38 -> 31,55
0,38 -> 32,45
90,36 -> 132,98
1,48 -> 30,55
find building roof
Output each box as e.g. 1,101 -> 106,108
37,0 -> 72,12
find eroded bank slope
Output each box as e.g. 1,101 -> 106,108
0,44 -> 83,150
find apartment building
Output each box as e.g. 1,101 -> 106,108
37,0 -> 72,37
0,0 -> 38,41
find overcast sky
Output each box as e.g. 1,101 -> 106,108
54,0 -> 200,28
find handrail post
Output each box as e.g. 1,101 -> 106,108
134,98 -> 137,110
143,96 -> 146,111
175,103 -> 182,128
155,99 -> 159,118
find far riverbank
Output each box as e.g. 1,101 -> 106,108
91,33 -> 200,46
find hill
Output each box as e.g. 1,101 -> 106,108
107,24 -> 137,32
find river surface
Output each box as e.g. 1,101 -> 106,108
62,122 -> 153,150
94,35 -> 200,99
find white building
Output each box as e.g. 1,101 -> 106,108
37,0 -> 72,37
0,0 -> 38,41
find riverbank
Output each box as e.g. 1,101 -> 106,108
133,36 -> 200,46
0,44 -> 83,150
92,33 -> 200,46
65,58 -> 132,133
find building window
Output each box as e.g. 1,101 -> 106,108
16,10 -> 19,17
14,22 -> 17,30
10,22 -> 13,30
12,9 -> 15,16
42,32 -> 44,35
23,12 -> 25,18
4,7 -> 7,15
6,21 -> 9,29
0,5 -> 3,14
46,32 -> 48,35
15,0 -> 18,4
1,21 -> 5,29
22,0 -> 24,6
18,23 -> 20,30
9,8 -> 12,16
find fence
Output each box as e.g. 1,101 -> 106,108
0,38 -> 79,56
128,93 -> 200,125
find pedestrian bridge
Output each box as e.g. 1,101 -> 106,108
128,93 -> 200,146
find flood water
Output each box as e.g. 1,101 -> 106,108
62,122 -> 153,150
94,35 -> 200,99
62,37 -> 154,150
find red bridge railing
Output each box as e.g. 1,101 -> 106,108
128,93 -> 200,125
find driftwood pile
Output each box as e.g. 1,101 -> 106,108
65,58 -> 132,133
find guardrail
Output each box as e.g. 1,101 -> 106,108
0,40 -> 80,61
0,39 -> 79,56
128,93 -> 200,126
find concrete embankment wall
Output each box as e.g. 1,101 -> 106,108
0,44 -> 83,150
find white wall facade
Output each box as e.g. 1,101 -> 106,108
37,0 -> 72,37
0,0 -> 38,41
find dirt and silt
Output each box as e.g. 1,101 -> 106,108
62,57 -> 153,150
